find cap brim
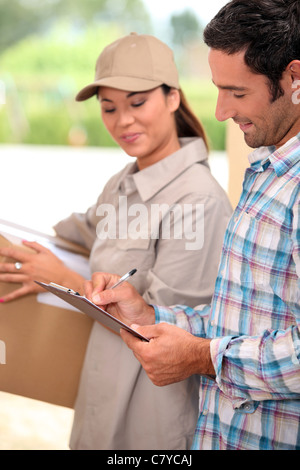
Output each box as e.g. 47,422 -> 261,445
75,77 -> 167,101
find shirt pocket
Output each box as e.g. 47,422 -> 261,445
226,212 -> 296,332
115,237 -> 151,251
230,212 -> 292,288
115,237 -> 155,276
233,212 -> 298,309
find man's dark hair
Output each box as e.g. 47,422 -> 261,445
203,0 -> 300,101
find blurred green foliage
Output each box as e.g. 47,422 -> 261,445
171,9 -> 203,46
181,79 -> 225,151
0,19 -> 225,150
0,0 -> 151,53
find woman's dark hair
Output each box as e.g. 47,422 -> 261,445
162,85 -> 209,149
203,0 -> 300,101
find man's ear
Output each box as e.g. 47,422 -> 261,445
288,60 -> 300,81
288,61 -> 300,106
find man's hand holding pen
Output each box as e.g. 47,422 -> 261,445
84,271 -> 215,387
84,271 -> 156,328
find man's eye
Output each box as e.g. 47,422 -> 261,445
234,94 -> 246,99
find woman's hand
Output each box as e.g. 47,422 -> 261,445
84,272 -> 156,327
0,240 -> 84,302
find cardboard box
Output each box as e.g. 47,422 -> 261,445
0,223 -> 93,408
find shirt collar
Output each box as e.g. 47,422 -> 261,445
269,132 -> 300,176
119,137 -> 208,202
247,132 -> 300,176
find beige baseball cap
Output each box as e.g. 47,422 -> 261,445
76,33 -> 179,101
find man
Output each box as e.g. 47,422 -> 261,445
86,0 -> 300,450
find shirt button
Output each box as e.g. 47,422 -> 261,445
202,409 -> 208,416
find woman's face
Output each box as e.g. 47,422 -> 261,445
98,86 -> 180,169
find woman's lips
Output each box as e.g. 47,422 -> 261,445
120,133 -> 141,143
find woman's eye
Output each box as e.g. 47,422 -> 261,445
103,108 -> 116,113
132,100 -> 146,108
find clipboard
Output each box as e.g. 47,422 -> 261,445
35,281 -> 150,342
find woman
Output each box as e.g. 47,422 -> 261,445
0,33 -> 232,449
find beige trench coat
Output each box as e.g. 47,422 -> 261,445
54,137 -> 232,449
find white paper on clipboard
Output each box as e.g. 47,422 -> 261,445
35,281 -> 150,342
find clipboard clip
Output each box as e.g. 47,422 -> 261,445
49,282 -> 80,296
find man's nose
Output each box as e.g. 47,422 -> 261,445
215,94 -> 237,122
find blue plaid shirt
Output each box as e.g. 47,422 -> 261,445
154,133 -> 300,450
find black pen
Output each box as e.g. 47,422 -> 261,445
110,269 -> 137,289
